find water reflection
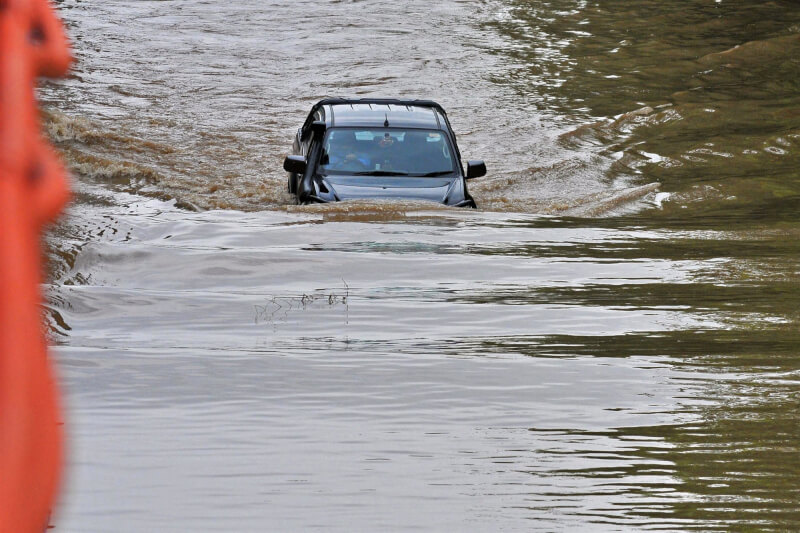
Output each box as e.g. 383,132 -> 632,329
49,182 -> 800,530
485,0 -> 800,217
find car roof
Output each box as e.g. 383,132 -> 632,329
328,102 -> 443,129
304,98 -> 450,131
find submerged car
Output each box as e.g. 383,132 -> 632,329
284,98 -> 485,207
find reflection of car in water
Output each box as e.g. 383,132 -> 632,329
284,98 -> 485,207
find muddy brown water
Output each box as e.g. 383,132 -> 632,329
42,0 -> 800,530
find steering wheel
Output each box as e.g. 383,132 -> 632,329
332,157 -> 369,172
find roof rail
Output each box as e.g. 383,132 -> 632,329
314,97 -> 447,114
301,97 -> 450,138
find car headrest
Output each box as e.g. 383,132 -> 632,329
404,131 -> 429,150
330,130 -> 357,147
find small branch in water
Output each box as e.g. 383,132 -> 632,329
254,280 -> 351,325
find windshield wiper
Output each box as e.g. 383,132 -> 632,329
354,170 -> 409,176
415,170 -> 453,177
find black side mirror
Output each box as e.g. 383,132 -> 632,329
284,155 -> 307,174
466,160 -> 486,179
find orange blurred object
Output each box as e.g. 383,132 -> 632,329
0,0 -> 72,531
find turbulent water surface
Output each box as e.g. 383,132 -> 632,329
43,0 -> 800,530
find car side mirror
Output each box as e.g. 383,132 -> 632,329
284,155 -> 307,174
466,160 -> 486,179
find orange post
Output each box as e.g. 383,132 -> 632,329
0,0 -> 72,531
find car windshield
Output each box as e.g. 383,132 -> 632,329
319,128 -> 455,176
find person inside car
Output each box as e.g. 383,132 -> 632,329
325,131 -> 371,171
372,132 -> 402,170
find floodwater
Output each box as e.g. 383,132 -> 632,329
42,0 -> 799,530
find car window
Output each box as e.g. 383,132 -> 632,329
319,128 -> 454,176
